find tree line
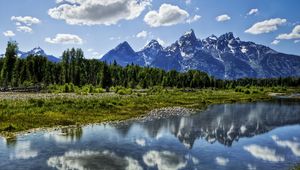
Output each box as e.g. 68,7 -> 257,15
0,41 -> 299,89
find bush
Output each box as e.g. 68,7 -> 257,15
64,84 -> 70,93
114,86 -> 132,95
148,86 -> 164,94
244,90 -> 250,94
94,88 -> 104,93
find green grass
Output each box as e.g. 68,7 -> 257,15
0,87 -> 298,138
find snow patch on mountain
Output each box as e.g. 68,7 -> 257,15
101,29 -> 300,79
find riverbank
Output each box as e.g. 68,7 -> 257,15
0,87 -> 299,138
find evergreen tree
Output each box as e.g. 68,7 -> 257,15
101,62 -> 112,91
1,41 -> 18,86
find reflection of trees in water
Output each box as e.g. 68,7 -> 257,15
114,100 -> 300,148
60,126 -> 83,141
5,136 -> 17,148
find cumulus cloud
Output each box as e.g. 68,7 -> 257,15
247,9 -> 258,16
144,4 -> 189,27
47,150 -> 142,170
17,26 -> 33,33
276,25 -> 300,40
271,40 -> 280,45
272,135 -> 300,156
9,141 -> 38,160
11,16 -> 40,26
45,34 -> 83,44
215,157 -> 229,166
143,150 -> 187,170
243,144 -> 285,162
136,31 -> 148,39
245,18 -> 287,35
3,30 -> 15,37
187,15 -> 201,23
48,0 -> 151,26
216,14 -> 231,22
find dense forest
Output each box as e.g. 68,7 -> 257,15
0,41 -> 300,90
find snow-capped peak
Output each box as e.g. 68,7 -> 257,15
144,40 -> 163,51
180,29 -> 197,41
184,29 -> 195,36
28,47 -> 46,56
219,32 -> 235,41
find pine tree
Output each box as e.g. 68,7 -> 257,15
1,41 -> 18,87
101,62 -> 112,91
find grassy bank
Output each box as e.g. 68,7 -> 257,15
0,87 -> 298,137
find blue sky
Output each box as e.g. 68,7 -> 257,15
1,0 -> 300,58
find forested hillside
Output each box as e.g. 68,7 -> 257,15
1,41 -> 299,90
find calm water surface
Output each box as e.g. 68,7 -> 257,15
1,99 -> 300,170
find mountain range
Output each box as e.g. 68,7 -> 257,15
0,47 -> 60,63
1,29 -> 300,79
101,29 -> 300,79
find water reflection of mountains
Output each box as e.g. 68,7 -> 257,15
116,100 -> 300,148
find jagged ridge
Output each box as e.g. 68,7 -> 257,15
101,29 -> 300,79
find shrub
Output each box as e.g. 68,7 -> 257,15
64,84 -> 70,93
94,88 -> 104,93
244,90 -> 250,94
114,86 -> 132,95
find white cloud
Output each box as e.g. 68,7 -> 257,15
135,138 -> 146,146
245,18 -> 287,35
45,34 -> 83,44
184,0 -> 191,4
11,16 -> 40,26
187,15 -> 201,23
109,36 -> 121,41
92,52 -> 99,56
215,157 -> 229,166
17,26 -> 33,33
48,0 -> 151,26
47,150 -> 142,170
276,25 -> 300,40
295,40 -> 300,43
243,144 -> 285,162
271,40 -> 280,45
3,30 -> 15,37
247,9 -> 258,16
136,31 -> 148,39
143,150 -> 187,170
272,135 -> 300,156
84,49 -> 101,59
216,14 -> 231,22
144,4 -> 189,27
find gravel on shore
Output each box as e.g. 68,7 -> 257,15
0,106 -> 196,139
